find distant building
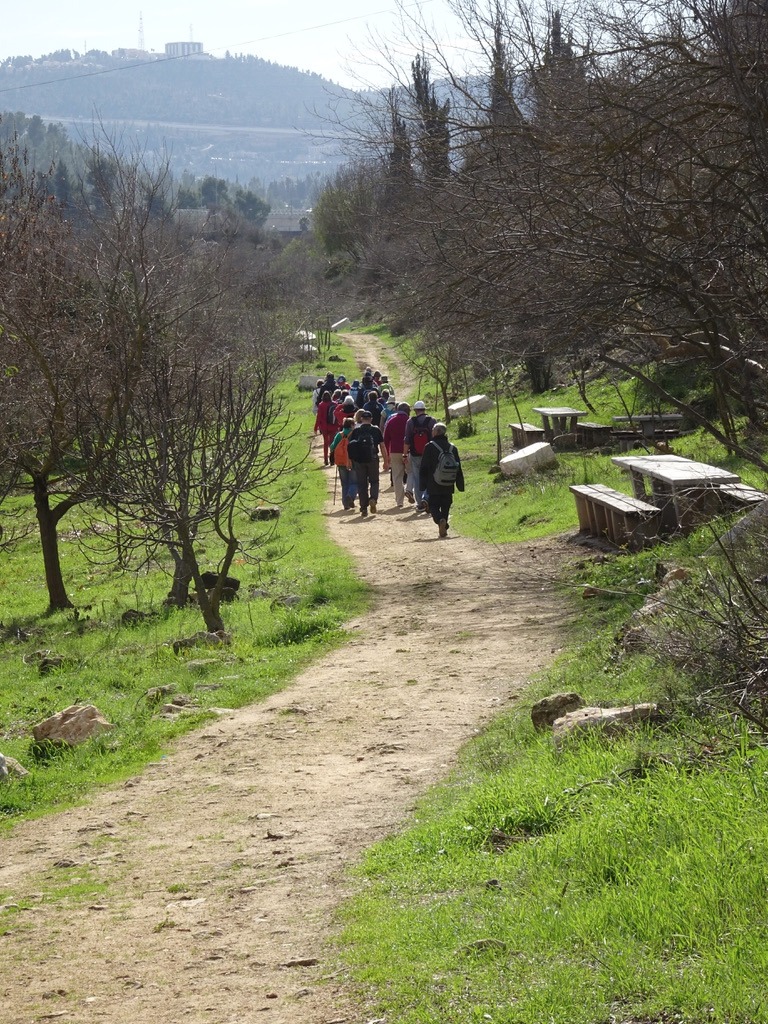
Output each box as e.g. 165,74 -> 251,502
265,212 -> 312,237
165,41 -> 205,58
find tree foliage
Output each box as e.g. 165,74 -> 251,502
316,0 -> 768,459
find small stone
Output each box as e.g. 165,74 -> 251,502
250,506 -> 281,521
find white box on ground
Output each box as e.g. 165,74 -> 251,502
499,442 -> 557,477
448,394 -> 495,417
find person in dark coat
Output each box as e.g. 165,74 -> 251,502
363,390 -> 384,427
419,422 -> 465,537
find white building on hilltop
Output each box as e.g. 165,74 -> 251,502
165,41 -> 205,58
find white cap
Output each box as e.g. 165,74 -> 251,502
413,401 -> 426,411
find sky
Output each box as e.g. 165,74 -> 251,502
0,0 -> 463,90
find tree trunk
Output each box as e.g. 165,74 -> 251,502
32,474 -> 73,611
166,546 -> 193,607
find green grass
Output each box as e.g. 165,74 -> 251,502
0,363 -> 368,825
337,566 -> 768,1022
4,325 -> 768,1021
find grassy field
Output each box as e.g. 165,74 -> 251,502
0,335 -> 367,823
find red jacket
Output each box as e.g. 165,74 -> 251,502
314,400 -> 337,434
383,410 -> 409,453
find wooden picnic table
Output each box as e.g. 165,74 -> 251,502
612,454 -> 740,533
612,413 -> 684,440
532,406 -> 587,441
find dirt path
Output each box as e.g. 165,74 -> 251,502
0,335 -> 576,1024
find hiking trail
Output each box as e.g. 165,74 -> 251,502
0,332 -> 576,1024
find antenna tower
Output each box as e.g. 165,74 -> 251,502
138,12 -> 145,51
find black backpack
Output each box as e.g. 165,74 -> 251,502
326,401 -> 338,425
347,428 -> 377,463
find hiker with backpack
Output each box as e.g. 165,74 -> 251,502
357,369 -> 376,407
346,409 -> 389,518
311,379 -> 325,415
329,417 -> 358,510
334,394 -> 357,430
419,422 -> 465,538
314,390 -> 338,466
403,400 -> 436,510
363,390 -> 384,427
382,401 -> 410,507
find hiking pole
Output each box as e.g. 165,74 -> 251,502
333,466 -> 338,506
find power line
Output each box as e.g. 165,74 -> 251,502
0,1 -> 435,97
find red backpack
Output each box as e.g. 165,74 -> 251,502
411,420 -> 431,455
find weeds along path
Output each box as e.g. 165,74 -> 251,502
0,333 -> 575,1024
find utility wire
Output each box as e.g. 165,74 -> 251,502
0,0 -> 435,96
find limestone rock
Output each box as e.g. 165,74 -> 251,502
32,705 -> 114,747
448,394 -> 495,417
553,703 -> 660,747
299,374 -> 319,391
172,631 -> 231,654
499,442 -> 557,478
531,692 -> 584,730
144,685 -> 177,705
250,505 -> 281,521
4,756 -> 29,779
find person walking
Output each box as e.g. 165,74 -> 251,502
403,400 -> 436,510
347,409 -> 389,517
329,417 -> 358,510
311,378 -> 324,415
419,422 -> 465,537
314,390 -> 338,466
382,401 -> 410,507
334,394 -> 357,430
363,389 -> 384,427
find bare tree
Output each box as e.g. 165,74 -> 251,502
93,338 -> 296,633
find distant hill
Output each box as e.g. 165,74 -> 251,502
0,50 -> 358,184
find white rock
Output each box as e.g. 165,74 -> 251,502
553,703 -> 659,747
299,374 -> 319,390
499,442 -> 557,477
32,705 -> 114,747
447,394 -> 495,417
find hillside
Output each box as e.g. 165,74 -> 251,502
0,51 -> 357,183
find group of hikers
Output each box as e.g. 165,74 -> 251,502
312,367 -> 465,538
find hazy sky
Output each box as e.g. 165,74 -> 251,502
1,0 -> 460,89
